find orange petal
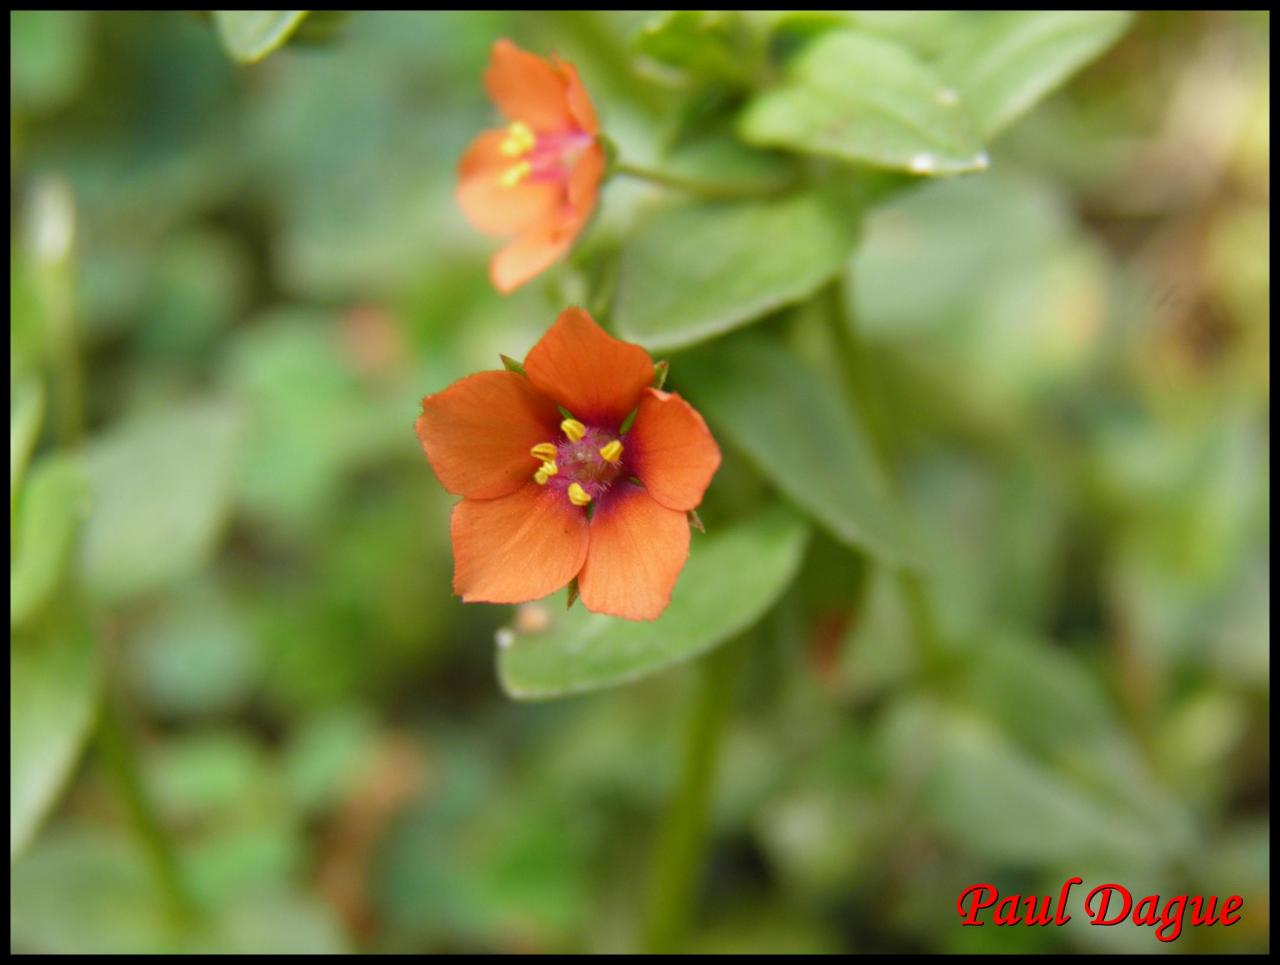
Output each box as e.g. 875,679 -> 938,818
457,130 -> 560,237
416,371 -> 561,499
451,483 -> 590,604
490,221 -> 574,294
578,485 -> 690,620
627,388 -> 722,512
556,57 -> 598,135
524,307 -> 655,428
485,39 -> 573,132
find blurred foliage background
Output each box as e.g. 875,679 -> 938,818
9,10 -> 1269,954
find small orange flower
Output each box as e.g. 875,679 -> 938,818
415,307 -> 721,621
457,40 -> 606,294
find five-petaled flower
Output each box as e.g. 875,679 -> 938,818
457,39 -> 605,294
415,308 -> 721,621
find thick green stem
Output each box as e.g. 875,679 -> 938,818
614,160 -> 795,200
642,637 -> 745,953
97,682 -> 199,925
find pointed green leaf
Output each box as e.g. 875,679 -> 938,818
212,11 -> 309,65
11,611 -> 102,859
498,507 -> 810,699
740,30 -> 988,175
499,354 -> 527,377
652,359 -> 670,390
936,12 -> 1132,139
10,378 -> 44,506
680,336 -> 918,566
614,192 -> 859,352
10,453 -> 89,629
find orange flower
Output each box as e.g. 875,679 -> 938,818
415,307 -> 721,621
457,39 -> 606,294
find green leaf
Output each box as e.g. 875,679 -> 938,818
937,12 -> 1132,139
680,336 -> 917,566
9,11 -> 89,113
739,30 -> 988,175
498,507 -> 810,699
614,192 -> 859,352
11,611 -> 102,859
212,11 -> 310,65
634,10 -> 759,86
80,401 -> 242,604
10,454 -> 89,629
652,360 -> 670,390
923,713 -> 1162,866
10,377 -> 44,507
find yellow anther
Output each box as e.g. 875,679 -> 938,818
560,418 -> 586,442
499,160 -> 531,188
567,483 -> 592,507
499,121 -> 536,158
539,460 -> 558,477
534,466 -> 551,485
530,442 -> 558,463
598,440 -> 623,464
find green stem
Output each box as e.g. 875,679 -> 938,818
642,637 -> 745,953
97,682 -> 199,925
29,179 -> 195,926
823,280 -> 949,673
29,179 -> 84,447
614,160 -> 794,200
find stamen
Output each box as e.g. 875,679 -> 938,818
539,460 -> 558,477
499,121 -> 536,158
499,160 -> 531,188
534,466 -> 551,485
560,418 -> 586,442
530,442 -> 558,462
567,483 -> 592,507
599,440 -> 623,464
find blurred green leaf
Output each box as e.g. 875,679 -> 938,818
212,11 -> 309,64
10,453 -> 89,629
192,889 -> 346,954
10,826 -> 344,953
80,401 -> 242,604
149,730 -> 273,821
962,634 -> 1114,759
225,312 -> 404,534
614,192 -> 858,352
843,11 -> 966,58
290,10 -> 352,45
922,713 -> 1163,867
10,377 -> 44,507
634,10 -> 758,86
10,828 -> 176,952
937,12 -> 1133,138
11,611 -> 102,859
283,707 -> 379,814
9,10 -> 89,113
10,255 -> 44,386
740,31 -> 988,174
680,336 -> 917,566
129,581 -> 259,718
498,506 -> 810,699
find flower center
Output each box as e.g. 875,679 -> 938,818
529,418 -> 624,507
498,121 -> 593,189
